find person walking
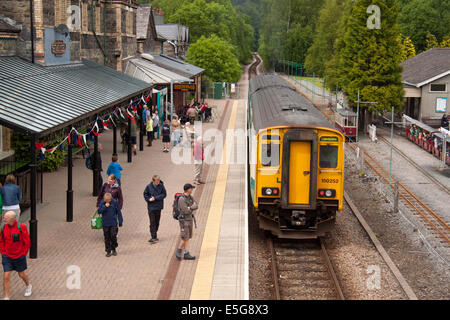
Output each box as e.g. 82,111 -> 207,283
98,193 -> 123,257
193,136 -> 205,185
187,105 -> 197,125
176,183 -> 198,260
152,110 -> 160,140
162,119 -> 171,152
171,115 -> 182,147
143,175 -> 167,244
0,175 -> 22,226
142,105 -> 149,126
0,211 -> 32,299
146,112 -> 154,147
97,174 -> 123,210
106,155 -> 123,186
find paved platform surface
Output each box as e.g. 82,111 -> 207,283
6,97 -> 245,300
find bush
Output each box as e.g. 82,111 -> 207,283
40,149 -> 67,172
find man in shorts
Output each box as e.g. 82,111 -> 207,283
0,211 -> 32,299
176,183 -> 198,260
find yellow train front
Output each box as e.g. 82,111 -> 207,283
248,75 -> 344,239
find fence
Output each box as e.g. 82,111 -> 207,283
202,81 -> 242,100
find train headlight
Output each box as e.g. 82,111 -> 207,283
318,189 -> 336,198
262,187 -> 279,196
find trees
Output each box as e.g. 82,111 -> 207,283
186,35 -> 242,83
398,0 -> 450,52
305,0 -> 347,76
401,36 -> 416,61
165,0 -> 254,63
336,0 -> 404,113
258,0 -> 324,69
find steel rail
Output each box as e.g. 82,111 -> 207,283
377,135 -> 450,196
319,238 -> 345,300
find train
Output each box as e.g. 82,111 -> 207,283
247,74 -> 345,239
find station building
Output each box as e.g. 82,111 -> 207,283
402,47 -> 450,127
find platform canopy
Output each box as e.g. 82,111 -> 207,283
125,57 -> 191,85
0,57 -> 152,137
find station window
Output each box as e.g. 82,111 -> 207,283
261,143 -> 280,167
319,145 -> 338,168
430,83 -> 447,92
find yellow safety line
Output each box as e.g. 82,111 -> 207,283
189,100 -> 238,299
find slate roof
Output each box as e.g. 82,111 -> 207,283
155,24 -> 189,42
136,5 -> 158,40
145,54 -> 204,78
401,47 -> 450,87
125,58 -> 191,85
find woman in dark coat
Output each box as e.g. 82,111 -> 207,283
97,174 -> 123,209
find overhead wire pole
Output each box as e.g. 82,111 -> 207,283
385,109 -> 405,195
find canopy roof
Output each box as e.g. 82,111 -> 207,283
0,57 -> 151,136
125,57 -> 191,85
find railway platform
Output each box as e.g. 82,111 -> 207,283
6,96 -> 248,300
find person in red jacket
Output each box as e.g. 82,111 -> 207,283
0,211 -> 31,299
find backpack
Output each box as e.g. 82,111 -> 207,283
1,222 -> 22,240
172,192 -> 183,220
85,153 -> 93,170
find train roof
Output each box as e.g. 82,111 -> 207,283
249,74 -> 334,132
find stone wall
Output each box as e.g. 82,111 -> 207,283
0,38 -> 17,56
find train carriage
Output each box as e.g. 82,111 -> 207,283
248,75 -> 345,239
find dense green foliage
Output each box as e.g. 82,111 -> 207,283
334,0 -> 405,113
231,0 -> 263,50
397,0 -> 450,52
258,0 -> 324,69
186,35 -> 242,83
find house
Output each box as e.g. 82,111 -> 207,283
402,47 -> 450,126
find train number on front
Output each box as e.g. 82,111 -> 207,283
321,178 -> 339,184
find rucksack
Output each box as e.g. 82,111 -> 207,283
1,222 -> 22,240
172,193 -> 183,220
85,153 -> 93,170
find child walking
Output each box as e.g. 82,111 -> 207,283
106,155 -> 123,186
162,119 -> 171,152
146,113 -> 154,147
98,193 -> 123,257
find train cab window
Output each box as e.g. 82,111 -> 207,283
319,145 -> 338,168
261,143 -> 280,167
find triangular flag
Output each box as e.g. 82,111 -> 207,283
35,142 -> 47,150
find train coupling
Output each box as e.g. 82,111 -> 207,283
291,210 -> 306,226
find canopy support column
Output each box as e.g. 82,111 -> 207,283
29,134 -> 38,259
93,133 -> 100,196
127,117 -> 132,163
113,125 -> 117,156
66,138 -> 73,222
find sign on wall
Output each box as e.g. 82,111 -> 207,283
436,97 -> 447,113
173,83 -> 196,91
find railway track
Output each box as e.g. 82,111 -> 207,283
248,53 -> 262,79
268,237 -> 344,300
377,135 -> 450,196
347,143 -> 450,245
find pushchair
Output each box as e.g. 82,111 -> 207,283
203,107 -> 212,122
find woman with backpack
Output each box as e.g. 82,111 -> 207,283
97,174 -> 123,210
